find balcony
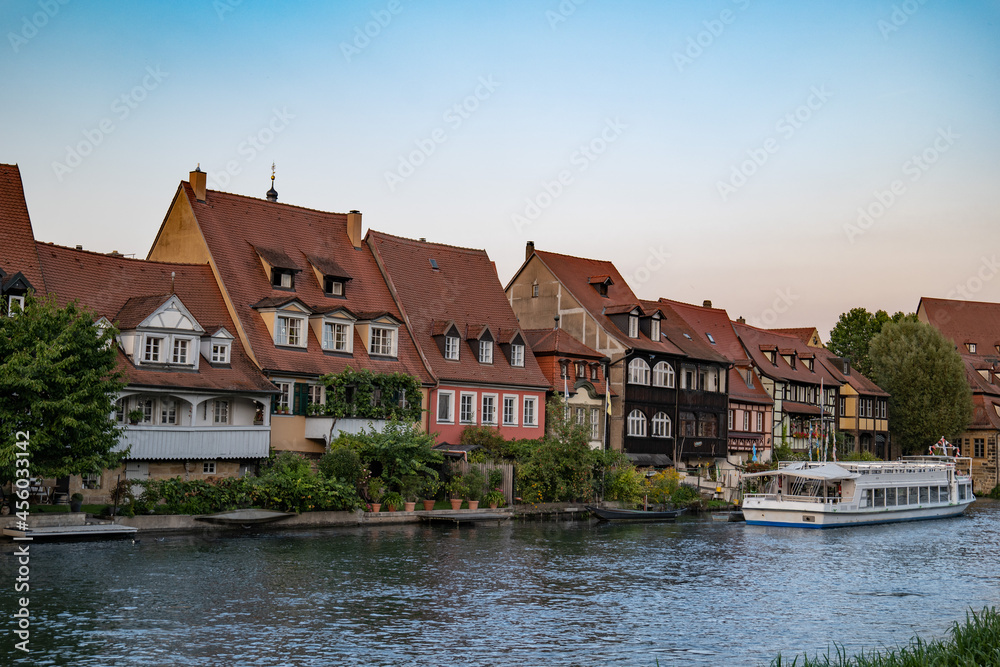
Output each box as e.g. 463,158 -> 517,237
118,425 -> 270,460
304,417 -> 389,442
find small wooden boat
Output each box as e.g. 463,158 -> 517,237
194,509 -> 294,525
586,506 -> 684,522
3,524 -> 139,541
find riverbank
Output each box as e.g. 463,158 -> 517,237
770,607 -> 1000,666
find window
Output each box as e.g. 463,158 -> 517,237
172,339 -> 189,364
504,396 -> 518,426
590,364 -> 599,381
323,321 -> 352,352
437,391 -> 454,423
523,397 -> 538,427
445,336 -> 460,360
479,340 -> 493,364
628,358 -> 650,385
511,344 -> 524,367
974,438 -> 985,458
728,409 -> 734,430
968,343 -> 977,353
276,315 -> 304,347
82,473 -> 102,490
272,270 -> 293,289
160,399 -> 177,425
682,367 -> 695,390
324,276 -> 344,296
743,411 -> 750,431
627,410 -> 647,436
139,398 -> 153,424
213,400 -> 230,424
680,412 -> 696,437
370,326 -> 396,356
482,394 -> 497,425
211,343 -> 230,363
575,362 -> 586,377
575,407 -> 585,425
652,361 -> 674,388
203,461 -> 216,474
652,412 -> 671,438
532,283 -> 539,298
628,314 -> 639,338
697,413 -> 717,437
144,336 -> 162,362
590,408 -> 600,439
7,295 -> 25,315
755,411 -> 763,433
706,333 -> 716,344
275,382 -> 291,412
650,318 -> 660,340
839,397 -> 846,415
115,398 -> 126,423
308,384 -> 325,407
460,393 -> 476,424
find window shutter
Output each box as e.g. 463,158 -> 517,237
293,383 -> 309,416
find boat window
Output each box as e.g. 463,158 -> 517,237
959,485 -> 967,501
895,488 -> 907,505
908,487 -> 918,504
919,487 -> 929,504
885,488 -> 896,506
939,486 -> 949,502
874,488 -> 884,507
861,489 -> 871,507
928,487 -> 938,503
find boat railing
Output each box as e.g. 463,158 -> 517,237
743,493 -> 839,504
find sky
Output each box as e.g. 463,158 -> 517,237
2,0 -> 998,339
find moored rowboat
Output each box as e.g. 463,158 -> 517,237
586,506 -> 684,522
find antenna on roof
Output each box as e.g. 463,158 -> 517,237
170,271 -> 175,293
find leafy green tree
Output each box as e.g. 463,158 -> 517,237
331,419 -> 443,490
0,295 -> 126,480
517,396 -> 595,502
827,307 -> 916,377
868,320 -> 972,455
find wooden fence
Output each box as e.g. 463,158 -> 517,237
452,460 -> 515,504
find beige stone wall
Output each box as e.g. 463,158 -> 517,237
69,460 -> 245,505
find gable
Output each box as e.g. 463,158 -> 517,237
138,295 -> 205,333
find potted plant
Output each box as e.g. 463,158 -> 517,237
465,467 -> 485,511
401,475 -> 421,512
421,476 -> 440,511
382,491 -> 404,512
70,492 -> 84,513
127,408 -> 143,425
447,474 -> 467,510
367,477 -> 384,513
483,489 -> 505,509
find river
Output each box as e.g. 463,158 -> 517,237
4,500 -> 1000,666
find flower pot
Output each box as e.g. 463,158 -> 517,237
422,499 -> 436,511
467,500 -> 480,511
370,503 -> 381,513
449,498 -> 463,510
70,500 -> 83,513
403,501 -> 416,512
489,503 -> 498,510
385,504 -> 397,512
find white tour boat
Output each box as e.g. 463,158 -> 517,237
741,453 -> 975,528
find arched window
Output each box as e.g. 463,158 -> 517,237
651,412 -> 671,438
627,410 -> 647,437
652,361 -> 674,388
628,358 -> 650,385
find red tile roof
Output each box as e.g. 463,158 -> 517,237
35,242 -> 274,393
640,299 -> 729,365
0,164 -> 46,294
727,366 -> 773,405
529,249 -> 686,356
368,231 -> 549,389
770,327 -> 822,346
919,297 -> 1000,357
524,328 -> 605,360
658,297 -> 749,363
733,322 -> 842,387
813,347 -> 889,397
164,183 -> 433,383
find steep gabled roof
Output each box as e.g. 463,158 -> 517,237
659,298 -> 749,363
161,183 -> 432,383
641,299 -> 729,365
35,242 -> 274,393
368,231 -> 548,389
813,347 -> 889,397
919,297 -> 1000,355
524,328 -> 605,360
0,164 -> 45,294
733,322 -> 842,387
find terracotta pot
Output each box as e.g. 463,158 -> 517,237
385,504 -> 397,512
370,503 -> 381,513
422,499 -> 436,511
467,500 -> 480,511
489,503 -> 498,510
449,498 -> 463,510
403,501 -> 416,512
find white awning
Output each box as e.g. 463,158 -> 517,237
743,463 -> 858,481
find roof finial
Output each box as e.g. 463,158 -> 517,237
266,162 -> 278,202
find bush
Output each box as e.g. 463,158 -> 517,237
644,469 -> 680,504
604,466 -> 645,503
987,484 -> 1000,500
318,447 -> 363,486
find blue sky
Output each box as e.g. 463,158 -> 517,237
2,0 -> 998,337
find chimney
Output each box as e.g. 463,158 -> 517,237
347,210 -> 363,249
703,300 -> 712,308
525,240 -> 535,261
190,165 -> 207,202
75,244 -> 83,250
736,316 -> 746,324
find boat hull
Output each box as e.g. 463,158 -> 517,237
586,506 -> 684,521
743,500 -> 973,528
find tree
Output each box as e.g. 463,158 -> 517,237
868,320 -> 972,455
828,307 -> 916,377
0,295 -> 126,480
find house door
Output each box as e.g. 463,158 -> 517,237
124,462 -> 149,497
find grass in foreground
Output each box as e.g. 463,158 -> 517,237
771,607 -> 1000,666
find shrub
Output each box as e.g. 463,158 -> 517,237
318,447 -> 363,486
604,466 -> 645,503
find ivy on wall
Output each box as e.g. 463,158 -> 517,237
312,367 -> 423,422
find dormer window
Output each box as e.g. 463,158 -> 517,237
276,315 -> 305,347
211,342 -> 230,363
650,317 -> 660,341
172,339 -> 189,364
588,275 -> 613,297
272,269 -> 294,290
479,339 -> 493,364
803,358 -> 813,371
370,325 -> 397,356
6,295 -> 25,315
967,343 -> 977,353
144,336 -> 163,362
322,320 -> 352,352
575,361 -> 586,377
445,335 -> 460,360
324,276 -> 344,296
511,343 -> 524,367
628,314 -> 639,338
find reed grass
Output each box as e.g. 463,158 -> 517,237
770,607 -> 1000,667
